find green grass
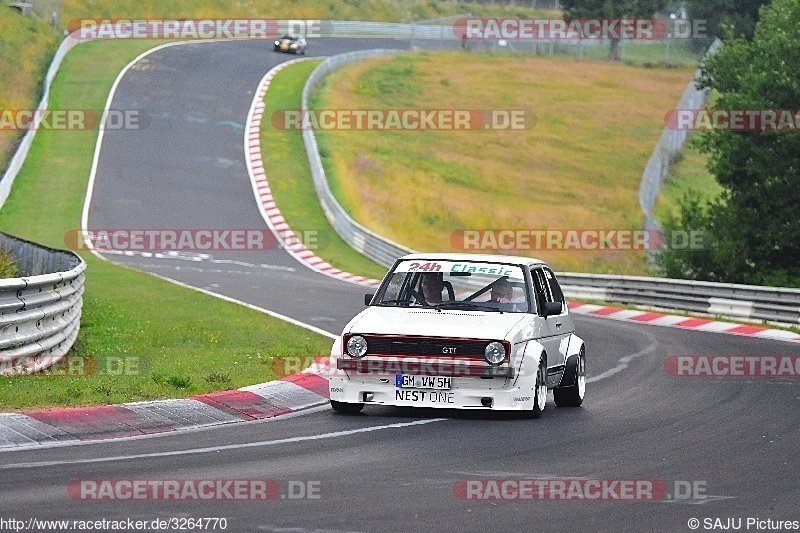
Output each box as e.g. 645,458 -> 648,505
0,249 -> 19,278
652,134 -> 723,222
0,10 -> 60,173
527,40 -> 706,67
0,40 -> 333,411
56,0 -> 554,24
260,60 -> 388,281
3,1 -> 558,179
0,2 -> 716,408
312,51 -> 696,275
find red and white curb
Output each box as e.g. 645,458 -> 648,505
6,60 -> 797,450
0,359 -> 334,450
244,58 -> 380,288
569,302 -> 800,343
3,309 -> 795,449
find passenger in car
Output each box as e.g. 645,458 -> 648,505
490,278 -> 513,303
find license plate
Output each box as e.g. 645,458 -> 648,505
395,374 -> 451,390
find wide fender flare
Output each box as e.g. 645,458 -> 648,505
513,341 -> 545,388
329,337 -> 348,378
330,337 -> 342,358
557,334 -> 585,388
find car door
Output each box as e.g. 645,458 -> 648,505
531,267 -> 571,387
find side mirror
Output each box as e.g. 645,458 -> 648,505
364,293 -> 374,306
542,301 -> 562,317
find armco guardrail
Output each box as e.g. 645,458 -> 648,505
0,33 -> 82,208
0,232 -> 86,374
559,273 -> 800,325
638,38 -> 722,238
302,49 -> 414,268
301,48 -> 800,326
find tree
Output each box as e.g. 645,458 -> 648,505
559,0 -> 667,60
656,0 -> 800,287
685,0 -> 771,40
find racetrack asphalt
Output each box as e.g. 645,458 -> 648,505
1,37 -> 799,533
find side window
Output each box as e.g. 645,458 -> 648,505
530,268 -> 551,313
543,268 -> 565,305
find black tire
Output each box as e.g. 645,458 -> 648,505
554,348 -> 585,407
330,400 -> 364,415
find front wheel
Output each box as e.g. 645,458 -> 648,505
554,348 -> 585,407
330,400 -> 364,415
526,358 -> 547,419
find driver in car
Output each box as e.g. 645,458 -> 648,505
420,272 -> 446,305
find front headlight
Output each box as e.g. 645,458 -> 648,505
484,341 -> 506,365
346,335 -> 368,359
274,40 -> 280,46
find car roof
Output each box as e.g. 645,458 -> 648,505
397,252 -> 550,269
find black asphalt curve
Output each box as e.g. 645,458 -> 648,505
86,38 -> 403,331
4,38 -> 798,533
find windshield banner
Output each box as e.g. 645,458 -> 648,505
394,260 -> 525,279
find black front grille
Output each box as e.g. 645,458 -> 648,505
362,335 -> 487,358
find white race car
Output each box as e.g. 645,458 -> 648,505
329,253 -> 585,417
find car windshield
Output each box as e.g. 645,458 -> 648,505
374,259 -> 530,313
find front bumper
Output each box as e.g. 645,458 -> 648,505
336,357 -> 514,378
329,375 -> 535,411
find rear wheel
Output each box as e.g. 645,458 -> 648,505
330,400 -> 364,415
554,348 -> 585,407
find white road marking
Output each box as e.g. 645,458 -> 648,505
103,249 -> 297,271
587,329 -> 659,383
0,418 -> 446,469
